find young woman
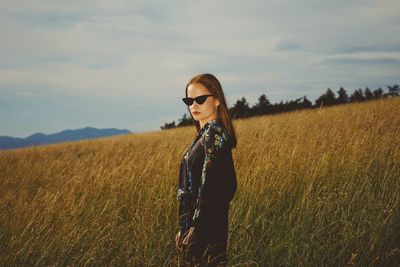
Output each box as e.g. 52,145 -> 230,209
175,73 -> 238,266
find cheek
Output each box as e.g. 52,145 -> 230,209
204,101 -> 216,112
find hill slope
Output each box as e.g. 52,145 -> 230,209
0,127 -> 131,150
0,98 -> 399,266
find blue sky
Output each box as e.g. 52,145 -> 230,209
1,0 -> 399,138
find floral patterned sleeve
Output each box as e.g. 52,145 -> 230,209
192,124 -> 228,228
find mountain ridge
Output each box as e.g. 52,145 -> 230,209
0,126 -> 131,150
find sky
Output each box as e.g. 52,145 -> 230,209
1,0 -> 399,138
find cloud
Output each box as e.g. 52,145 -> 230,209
273,40 -> 305,51
318,52 -> 400,66
336,43 -> 400,54
14,91 -> 34,97
1,0 -> 399,136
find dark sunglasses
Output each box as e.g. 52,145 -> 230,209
182,94 -> 214,106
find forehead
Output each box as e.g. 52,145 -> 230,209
187,82 -> 210,97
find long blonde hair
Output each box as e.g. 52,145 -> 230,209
185,73 -> 237,148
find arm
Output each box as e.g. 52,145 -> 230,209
191,125 -> 228,229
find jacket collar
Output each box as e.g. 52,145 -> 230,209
198,118 -> 220,136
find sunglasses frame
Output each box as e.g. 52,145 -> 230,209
182,94 -> 214,106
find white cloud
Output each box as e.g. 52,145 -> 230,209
1,0 -> 399,136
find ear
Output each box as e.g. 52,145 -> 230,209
215,98 -> 220,108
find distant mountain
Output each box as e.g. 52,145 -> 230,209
0,127 -> 131,150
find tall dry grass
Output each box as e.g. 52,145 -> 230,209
0,97 -> 399,266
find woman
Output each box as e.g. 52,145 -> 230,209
175,73 -> 238,266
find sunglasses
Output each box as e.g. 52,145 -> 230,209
182,94 -> 214,106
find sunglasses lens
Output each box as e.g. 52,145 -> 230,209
182,98 -> 193,106
182,95 -> 212,106
195,95 -> 208,104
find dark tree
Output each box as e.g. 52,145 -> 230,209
336,87 -> 349,104
315,88 -> 336,107
387,84 -> 400,96
301,96 -> 312,109
177,113 -> 193,127
283,99 -> 298,112
373,88 -> 384,99
231,97 -> 251,118
160,121 -> 176,130
364,87 -> 374,100
252,94 -> 271,116
349,88 -> 365,102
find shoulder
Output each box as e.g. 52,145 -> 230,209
200,123 -> 229,153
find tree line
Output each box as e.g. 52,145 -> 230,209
161,84 -> 399,129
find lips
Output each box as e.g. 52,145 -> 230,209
192,111 -> 200,115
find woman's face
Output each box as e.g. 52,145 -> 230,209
187,82 -> 220,123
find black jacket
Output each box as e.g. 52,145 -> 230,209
176,118 -> 237,242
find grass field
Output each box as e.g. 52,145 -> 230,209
1,97 -> 399,266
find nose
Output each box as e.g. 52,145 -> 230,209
190,101 -> 199,108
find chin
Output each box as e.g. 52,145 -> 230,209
196,116 -> 205,121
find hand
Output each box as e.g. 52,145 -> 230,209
175,231 -> 181,250
181,227 -> 195,247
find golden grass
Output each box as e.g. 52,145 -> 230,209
0,97 -> 399,266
